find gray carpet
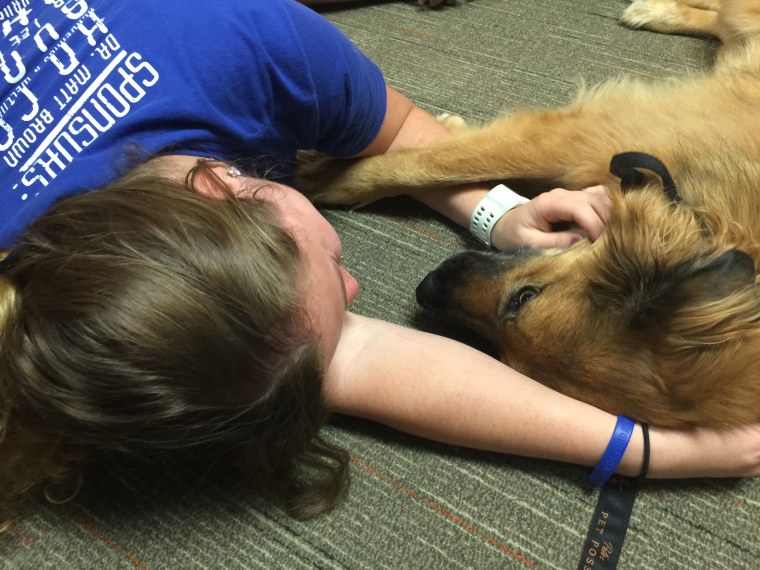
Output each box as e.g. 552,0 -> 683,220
2,1 -> 759,569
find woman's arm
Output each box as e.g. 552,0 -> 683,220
325,313 -> 760,478
359,87 -> 612,250
290,5 -> 607,249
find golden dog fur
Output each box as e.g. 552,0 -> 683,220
296,0 -> 760,427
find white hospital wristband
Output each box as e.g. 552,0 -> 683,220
469,184 -> 529,247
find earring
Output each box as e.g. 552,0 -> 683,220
226,165 -> 242,178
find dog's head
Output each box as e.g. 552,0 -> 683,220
417,185 -> 760,426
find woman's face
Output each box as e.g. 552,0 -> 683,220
213,166 -> 359,366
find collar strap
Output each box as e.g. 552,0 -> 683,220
610,152 -> 681,203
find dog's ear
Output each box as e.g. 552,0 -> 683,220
673,249 -> 755,304
592,248 -> 756,320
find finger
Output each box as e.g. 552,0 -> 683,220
569,206 -> 607,240
522,230 -> 584,249
541,186 -> 613,223
580,184 -> 609,196
571,191 -> 612,240
533,190 -> 609,240
580,185 -> 613,224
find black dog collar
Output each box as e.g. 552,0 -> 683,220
610,152 -> 681,203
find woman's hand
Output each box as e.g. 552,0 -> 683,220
490,185 -> 612,251
646,422 -> 760,479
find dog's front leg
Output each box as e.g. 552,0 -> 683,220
295,104 -> 629,206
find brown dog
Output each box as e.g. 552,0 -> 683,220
296,0 -> 760,428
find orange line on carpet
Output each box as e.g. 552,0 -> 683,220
73,515 -> 149,570
395,27 -> 457,46
378,214 -> 465,250
350,456 -> 543,569
10,523 -> 37,549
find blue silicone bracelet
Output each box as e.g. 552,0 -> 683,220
588,415 -> 635,486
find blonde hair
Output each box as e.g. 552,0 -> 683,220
0,162 -> 348,523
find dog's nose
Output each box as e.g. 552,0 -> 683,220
416,271 -> 449,311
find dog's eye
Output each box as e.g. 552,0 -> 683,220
518,287 -> 539,305
505,285 -> 542,318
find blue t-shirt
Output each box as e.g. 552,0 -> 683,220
0,0 -> 387,247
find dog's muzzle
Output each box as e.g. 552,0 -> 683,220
416,257 -> 466,312
416,249 -> 534,312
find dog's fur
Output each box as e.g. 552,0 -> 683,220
296,0 -> 760,427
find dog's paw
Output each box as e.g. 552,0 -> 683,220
621,0 -> 681,29
436,112 -> 470,135
295,151 -> 345,202
295,152 -> 374,206
621,0 -> 718,37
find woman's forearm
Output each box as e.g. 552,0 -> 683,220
327,313 -> 644,472
357,87 -> 491,227
326,313 -> 760,479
